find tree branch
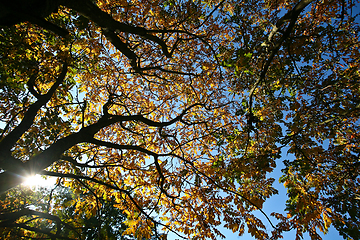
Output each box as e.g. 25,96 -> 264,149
0,62 -> 68,171
42,170 -> 187,239
249,0 -> 315,114
60,0 -> 172,70
0,208 -> 75,239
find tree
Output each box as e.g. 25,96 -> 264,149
0,0 -> 359,239
222,1 -> 360,239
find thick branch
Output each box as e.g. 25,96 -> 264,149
101,29 -> 139,70
0,0 -> 69,37
0,62 -> 68,170
268,0 -> 315,43
0,208 -> 78,239
0,208 -> 61,228
0,115 -> 112,193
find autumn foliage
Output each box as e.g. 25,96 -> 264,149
0,0 -> 359,239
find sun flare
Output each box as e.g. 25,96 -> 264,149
23,174 -> 55,187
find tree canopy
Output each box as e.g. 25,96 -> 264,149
0,0 -> 359,239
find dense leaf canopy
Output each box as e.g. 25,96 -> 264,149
0,0 -> 359,239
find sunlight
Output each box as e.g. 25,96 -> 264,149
23,174 -> 56,187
